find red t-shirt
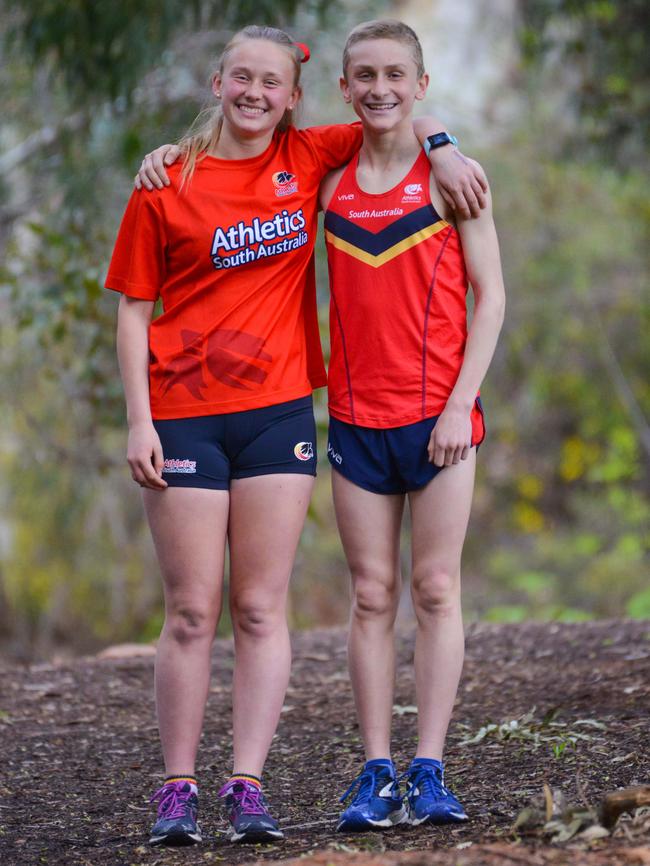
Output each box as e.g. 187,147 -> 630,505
324,151 -> 484,443
106,124 -> 362,420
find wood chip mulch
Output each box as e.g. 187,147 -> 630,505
1,619 -> 649,865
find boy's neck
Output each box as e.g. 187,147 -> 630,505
358,120 -> 420,172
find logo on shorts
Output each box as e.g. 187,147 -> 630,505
273,170 -> 299,197
327,442 -> 343,465
163,458 -> 197,474
293,441 -> 314,461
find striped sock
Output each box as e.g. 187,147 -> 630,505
165,775 -> 198,793
229,773 -> 261,789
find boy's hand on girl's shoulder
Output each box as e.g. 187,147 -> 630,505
432,148 -> 488,220
428,407 -> 473,467
134,145 -> 181,191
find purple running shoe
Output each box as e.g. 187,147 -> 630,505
218,778 -> 283,843
149,779 -> 201,846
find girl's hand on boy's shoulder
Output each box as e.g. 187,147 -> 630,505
428,406 -> 473,467
431,148 -> 488,220
134,145 -> 181,191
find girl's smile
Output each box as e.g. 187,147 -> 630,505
214,40 -> 299,142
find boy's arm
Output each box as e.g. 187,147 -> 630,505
413,117 -> 487,219
117,295 -> 167,489
135,120 -> 489,219
135,145 -> 180,190
428,188 -> 506,467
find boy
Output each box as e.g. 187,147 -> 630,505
320,20 -> 505,832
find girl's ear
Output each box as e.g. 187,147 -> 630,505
288,85 -> 302,111
340,76 -> 352,104
211,72 -> 222,99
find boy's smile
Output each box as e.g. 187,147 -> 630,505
341,39 -> 428,133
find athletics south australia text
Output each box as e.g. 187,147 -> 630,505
210,208 -> 308,270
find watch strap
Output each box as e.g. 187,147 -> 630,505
424,132 -> 459,156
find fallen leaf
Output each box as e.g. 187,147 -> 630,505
392,705 -> 418,716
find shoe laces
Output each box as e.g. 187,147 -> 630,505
402,763 -> 446,800
150,781 -> 194,819
218,779 -> 266,815
339,766 -> 395,805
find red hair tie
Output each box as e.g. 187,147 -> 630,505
293,42 -> 310,63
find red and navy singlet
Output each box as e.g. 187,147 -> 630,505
324,151 -> 484,444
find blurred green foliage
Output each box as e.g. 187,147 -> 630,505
7,0 -> 327,100
0,2 -> 648,658
465,141 -> 650,624
520,0 -> 649,165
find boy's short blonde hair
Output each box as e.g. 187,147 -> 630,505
342,19 -> 425,79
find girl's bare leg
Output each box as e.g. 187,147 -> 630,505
144,487 -> 230,776
227,473 -> 314,777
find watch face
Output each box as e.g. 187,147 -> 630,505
429,133 -> 451,147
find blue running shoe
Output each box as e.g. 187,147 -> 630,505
403,758 -> 467,825
218,778 -> 284,843
149,779 -> 202,846
337,759 -> 407,832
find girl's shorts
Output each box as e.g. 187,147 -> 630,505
153,395 -> 316,490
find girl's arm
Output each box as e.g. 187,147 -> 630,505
428,186 -> 506,468
117,295 -> 167,490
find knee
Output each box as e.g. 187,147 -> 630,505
411,566 -> 459,619
231,592 -> 283,639
165,604 -> 217,646
351,570 -> 400,621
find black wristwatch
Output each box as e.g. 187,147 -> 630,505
424,132 -> 459,155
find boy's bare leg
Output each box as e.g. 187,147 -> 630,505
408,449 -> 476,758
332,471 -> 405,760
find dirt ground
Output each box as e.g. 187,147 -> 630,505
1,620 -> 649,866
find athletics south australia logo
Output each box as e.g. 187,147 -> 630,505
272,169 -> 299,197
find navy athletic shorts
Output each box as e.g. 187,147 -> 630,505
328,414 -> 457,495
153,395 -> 317,490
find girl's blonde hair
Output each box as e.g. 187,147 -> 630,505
342,19 -> 425,79
179,25 -> 304,185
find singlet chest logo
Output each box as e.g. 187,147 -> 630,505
273,170 -> 299,197
402,182 -> 423,203
210,208 -> 308,270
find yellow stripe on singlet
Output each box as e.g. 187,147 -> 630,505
325,220 -> 449,269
